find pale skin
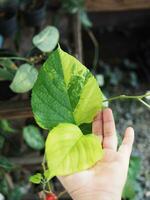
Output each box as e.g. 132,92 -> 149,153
58,108 -> 134,200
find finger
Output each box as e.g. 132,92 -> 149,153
103,108 -> 117,151
92,111 -> 103,141
118,127 -> 134,163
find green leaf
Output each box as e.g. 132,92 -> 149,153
8,186 -> 25,200
0,59 -> 17,71
32,26 -> 59,52
122,178 -> 136,199
80,10 -> 92,28
79,123 -> 92,135
0,135 -> 5,149
122,156 -> 141,199
0,178 -> 9,195
45,123 -> 103,180
128,156 -> 141,180
0,59 -> 16,80
0,120 -> 15,133
62,0 -> 84,14
23,125 -> 44,150
0,67 -> 14,80
29,173 -> 43,184
10,63 -> 38,93
32,46 -> 103,129
0,156 -> 14,172
32,46 -> 104,178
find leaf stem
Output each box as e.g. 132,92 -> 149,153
103,94 -> 150,102
103,93 -> 150,110
0,56 -> 30,63
138,99 -> 150,110
42,154 -> 51,192
86,29 -> 99,72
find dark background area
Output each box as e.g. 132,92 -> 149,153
0,1 -> 150,200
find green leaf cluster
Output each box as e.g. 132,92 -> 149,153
0,26 -> 59,94
122,156 -> 141,200
32,46 -> 104,179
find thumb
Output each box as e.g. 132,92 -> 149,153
118,127 -> 134,162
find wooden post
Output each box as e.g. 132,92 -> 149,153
0,100 -> 32,119
85,0 -> 150,12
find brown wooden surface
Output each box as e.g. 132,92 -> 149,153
0,100 -> 32,119
86,0 -> 150,11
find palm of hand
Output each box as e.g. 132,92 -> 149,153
58,109 -> 134,200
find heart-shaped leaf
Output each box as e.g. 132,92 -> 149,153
45,123 -> 103,179
23,125 -> 44,150
32,26 -> 59,52
10,63 -> 38,93
32,46 -> 103,129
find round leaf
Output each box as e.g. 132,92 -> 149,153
23,125 -> 44,150
32,26 -> 59,52
10,64 -> 38,93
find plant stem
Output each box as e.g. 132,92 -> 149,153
58,190 -> 67,199
103,93 -> 150,110
42,154 -> 51,192
42,155 -> 46,171
86,29 -> 99,72
138,99 -> 150,110
103,94 -> 150,102
0,56 -> 30,63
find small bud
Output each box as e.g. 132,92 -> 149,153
145,91 -> 150,100
96,74 -> 104,86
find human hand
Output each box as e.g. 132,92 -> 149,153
58,108 -> 134,200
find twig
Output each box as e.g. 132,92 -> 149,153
103,94 -> 150,102
9,156 -> 43,165
58,190 -> 67,199
86,29 -> 99,72
138,99 -> 150,110
73,12 -> 83,62
0,53 -> 46,65
0,56 -> 30,63
0,100 -> 32,120
5,173 -> 14,189
103,93 -> 150,110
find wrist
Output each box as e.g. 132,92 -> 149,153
70,191 -> 121,200
99,192 -> 121,200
